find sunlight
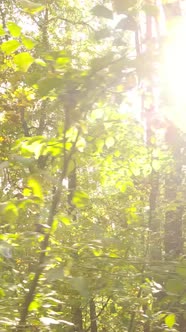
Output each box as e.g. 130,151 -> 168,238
160,17 -> 186,131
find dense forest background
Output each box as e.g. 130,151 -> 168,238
0,0 -> 186,331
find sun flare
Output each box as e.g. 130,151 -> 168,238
161,17 -> 186,131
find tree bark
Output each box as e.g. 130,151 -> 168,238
89,298 -> 97,332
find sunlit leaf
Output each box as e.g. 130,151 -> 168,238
72,191 -> 89,208
1,40 -> 20,54
7,22 -> 22,37
28,300 -> 40,311
60,215 -> 71,226
14,52 -> 34,72
4,202 -> 18,222
165,313 -> 176,328
27,177 -> 43,199
18,0 -> 44,13
35,58 -> 47,66
95,139 -> 104,152
56,57 -> 70,67
22,36 -> 35,49
105,136 -> 115,148
0,288 -> 5,297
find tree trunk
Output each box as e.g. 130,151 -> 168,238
72,302 -> 83,332
68,165 -> 83,332
164,128 -> 183,258
89,298 -> 97,332
164,125 -> 185,331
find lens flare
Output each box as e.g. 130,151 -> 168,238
160,17 -> 186,131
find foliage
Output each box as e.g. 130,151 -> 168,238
0,1 -> 185,332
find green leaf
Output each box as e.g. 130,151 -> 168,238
1,40 -> 20,54
60,215 -> 71,226
27,177 -> 43,199
165,313 -> 176,329
105,136 -> 115,149
7,22 -> 22,37
18,0 -> 44,13
28,300 -> 40,311
14,52 -> 34,72
35,58 -> 47,67
3,202 -> 18,223
72,191 -> 89,208
91,5 -> 113,19
56,57 -> 70,68
22,36 -> 35,49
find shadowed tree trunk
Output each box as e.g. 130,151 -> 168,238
164,126 -> 183,258
71,299 -> 83,332
164,124 -> 185,331
89,298 -> 97,332
68,164 -> 83,332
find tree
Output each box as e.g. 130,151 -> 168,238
0,1 -> 185,332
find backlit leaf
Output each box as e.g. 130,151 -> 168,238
35,58 -> 47,66
105,136 -> 115,148
22,36 -> 35,49
27,177 -> 43,199
72,191 -> 89,208
165,313 -> 176,329
18,0 -> 44,13
7,22 -> 22,37
14,52 -> 34,72
28,300 -> 40,311
60,216 -> 71,226
1,40 -> 20,54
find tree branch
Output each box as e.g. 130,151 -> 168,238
85,297 -> 111,332
17,128 -> 80,330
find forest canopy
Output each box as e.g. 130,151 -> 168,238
0,0 -> 186,331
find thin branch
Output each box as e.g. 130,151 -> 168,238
49,16 -> 95,31
17,128 -> 80,330
85,297 -> 111,332
0,1 -> 8,40
20,108 -> 30,137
